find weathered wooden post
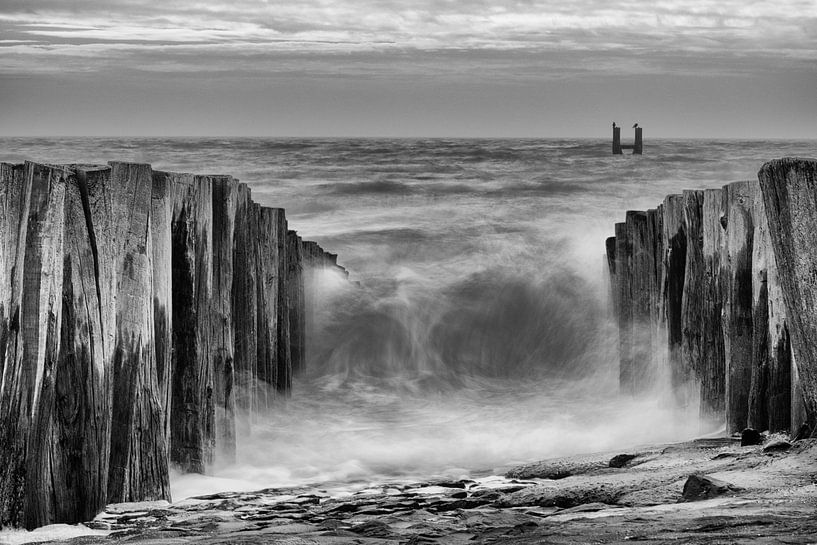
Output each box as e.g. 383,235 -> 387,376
605,236 -> 617,319
232,185 -> 258,436
210,176 -> 237,465
681,190 -> 705,403
700,189 -> 726,423
106,162 -> 171,506
612,124 -> 642,155
287,230 -> 306,379
721,181 -> 754,434
614,222 -> 632,390
255,206 -> 285,409
758,158 -> 817,431
661,194 -> 687,404
0,162 -> 70,529
168,172 -> 214,473
0,160 -> 347,530
627,210 -> 654,392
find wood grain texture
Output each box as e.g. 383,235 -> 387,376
680,191 -> 704,406
614,222 -> 632,393
151,171 -> 174,445
0,161 -> 344,528
0,163 -> 30,527
605,159 -> 817,434
625,211 -> 653,393
720,181 -> 754,434
758,158 -> 817,430
256,206 -> 285,407
46,168 -> 112,525
648,208 -> 665,380
605,236 -> 617,318
5,163 -> 68,529
660,194 -> 687,404
700,189 -> 726,423
106,162 -> 170,504
169,172 -> 214,473
209,176 -> 237,464
747,178 -> 792,432
232,185 -> 258,436
287,231 -> 305,381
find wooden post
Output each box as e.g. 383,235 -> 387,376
168,172 -> 214,473
605,236 -> 617,320
681,190 -> 705,402
1,162 -> 69,529
210,176 -> 237,465
649,207 -> 667,383
660,195 -> 687,404
721,181 -> 754,434
614,222 -> 632,391
758,158 -> 817,431
613,126 -> 622,154
0,160 -> 349,530
150,171 -> 174,449
700,189 -> 726,423
256,207 -> 286,407
634,127 -> 643,155
627,210 -> 653,392
286,230 -> 305,380
748,178 -> 790,432
106,162 -> 170,505
232,184 -> 258,436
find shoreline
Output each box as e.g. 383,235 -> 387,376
3,432 -> 815,544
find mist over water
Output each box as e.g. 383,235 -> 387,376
2,137 -> 815,500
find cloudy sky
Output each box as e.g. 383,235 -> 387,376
1,0 -> 815,137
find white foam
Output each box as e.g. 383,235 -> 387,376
0,524 -> 109,545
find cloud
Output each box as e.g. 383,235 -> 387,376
0,0 -> 815,80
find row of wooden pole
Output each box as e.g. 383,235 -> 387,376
0,161 -> 346,528
606,158 -> 817,436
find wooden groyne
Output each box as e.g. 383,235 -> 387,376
613,124 -> 643,155
0,161 -> 348,529
606,158 -> 817,436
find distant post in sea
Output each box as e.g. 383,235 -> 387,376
612,123 -> 643,155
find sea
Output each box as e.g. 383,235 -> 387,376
1,137 -> 815,501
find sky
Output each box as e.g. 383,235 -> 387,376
0,0 -> 815,138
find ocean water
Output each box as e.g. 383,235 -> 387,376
2,138 -> 815,500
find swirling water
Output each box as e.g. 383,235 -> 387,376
2,138 -> 815,499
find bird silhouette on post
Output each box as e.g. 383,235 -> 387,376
632,123 -> 639,128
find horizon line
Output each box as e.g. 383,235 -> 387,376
1,135 -> 815,142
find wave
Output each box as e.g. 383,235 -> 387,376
307,264 -> 607,389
